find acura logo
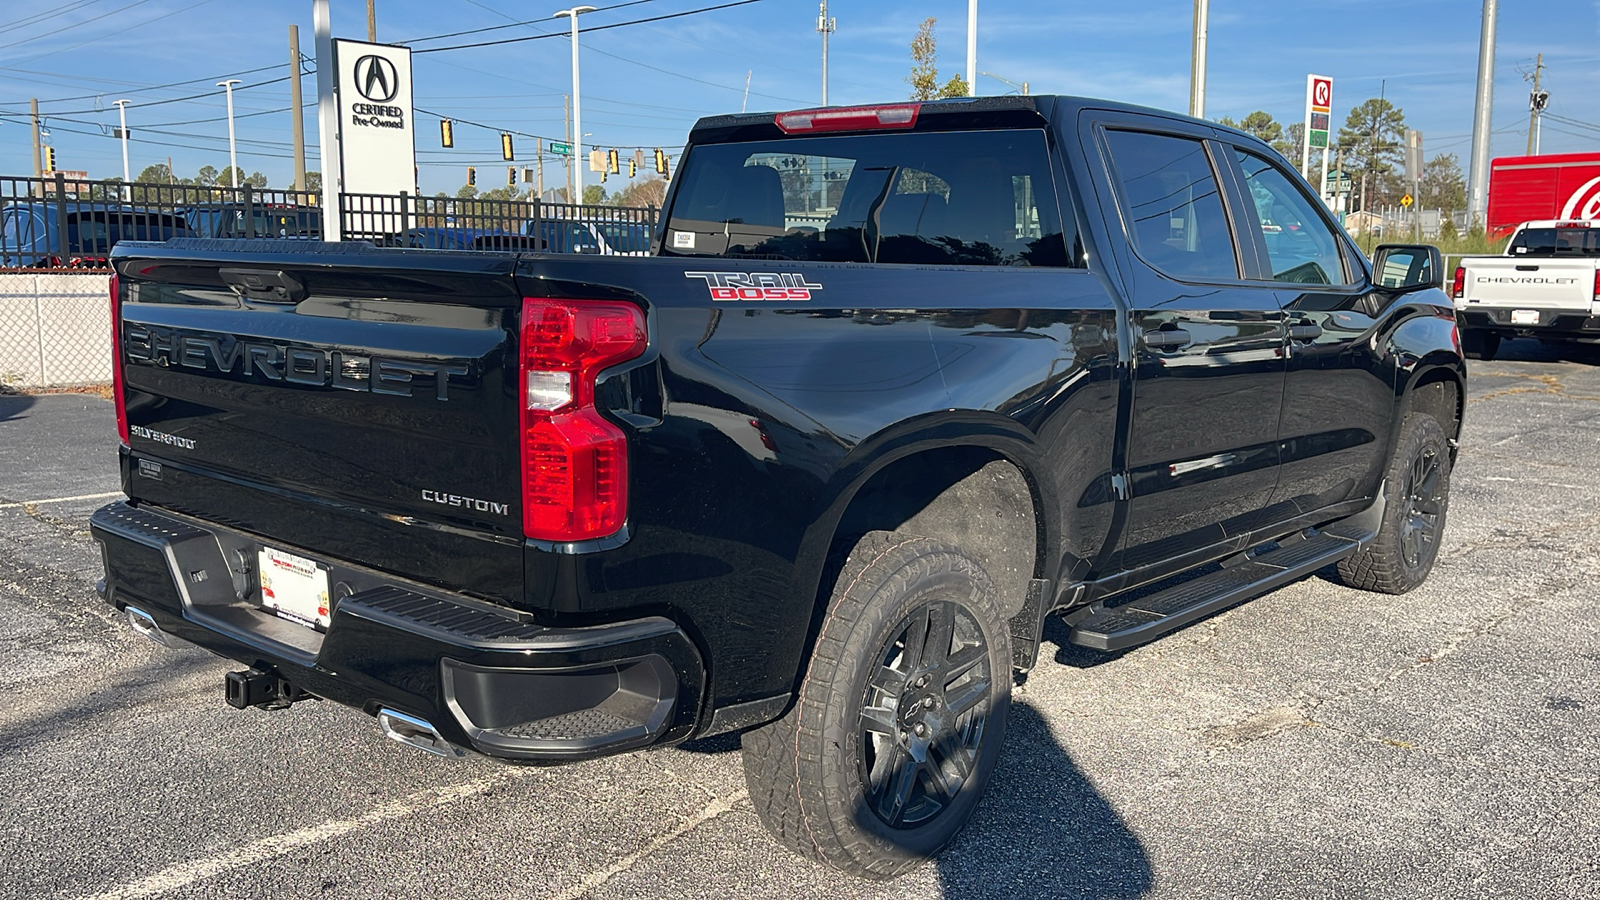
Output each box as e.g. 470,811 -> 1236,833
353,54 -> 399,103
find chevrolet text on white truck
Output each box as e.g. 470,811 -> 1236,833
1451,219 -> 1600,360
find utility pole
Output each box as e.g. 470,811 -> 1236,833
537,138 -> 544,200
367,0 -> 376,42
966,0 -> 977,97
1467,0 -> 1498,228
290,24 -> 307,192
30,98 -> 42,179
817,1 -> 835,106
564,94 -> 573,203
1189,0 -> 1208,118
1526,53 -> 1546,157
554,6 -> 596,205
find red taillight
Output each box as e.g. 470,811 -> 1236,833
775,103 -> 920,134
1593,268 -> 1600,303
110,273 -> 129,446
519,298 -> 646,542
1451,266 -> 1466,300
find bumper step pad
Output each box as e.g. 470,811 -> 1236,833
1068,529 -> 1365,652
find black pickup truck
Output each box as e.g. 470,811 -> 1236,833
93,96 -> 1462,878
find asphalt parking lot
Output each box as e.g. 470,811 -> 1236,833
2,340 -> 1598,900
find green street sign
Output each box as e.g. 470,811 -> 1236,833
550,142 -> 572,156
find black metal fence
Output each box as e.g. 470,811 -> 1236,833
340,192 -> 657,254
0,174 -> 658,270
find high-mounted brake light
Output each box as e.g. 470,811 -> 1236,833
775,103 -> 920,134
1450,266 -> 1466,300
110,273 -> 129,446
518,297 -> 646,543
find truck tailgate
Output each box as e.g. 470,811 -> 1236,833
114,243 -> 526,604
1460,256 -> 1597,310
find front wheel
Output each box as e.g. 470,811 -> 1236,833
742,531 -> 1012,879
1337,414 -> 1451,594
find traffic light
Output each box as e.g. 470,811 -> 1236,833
501,133 -> 514,161
507,166 -> 516,187
43,146 -> 56,171
466,166 -> 476,186
628,158 -> 637,178
653,148 -> 669,177
440,119 -> 453,148
607,148 -> 619,174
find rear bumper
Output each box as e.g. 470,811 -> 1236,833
90,501 -> 704,761
1457,307 -> 1600,339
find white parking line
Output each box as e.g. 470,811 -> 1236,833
0,491 -> 123,509
70,770 -> 533,900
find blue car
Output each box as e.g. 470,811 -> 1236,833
0,202 -> 191,268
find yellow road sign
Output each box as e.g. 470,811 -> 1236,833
1401,194 -> 1414,207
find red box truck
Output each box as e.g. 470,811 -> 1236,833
1487,152 -> 1600,239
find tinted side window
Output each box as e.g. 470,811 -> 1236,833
1233,149 -> 1348,284
663,129 -> 1078,267
1104,130 -> 1238,281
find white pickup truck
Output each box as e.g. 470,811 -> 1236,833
1451,219 -> 1600,359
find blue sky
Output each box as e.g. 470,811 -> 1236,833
1,0 -> 1598,197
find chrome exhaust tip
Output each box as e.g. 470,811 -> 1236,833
378,709 -> 468,759
125,606 -> 173,648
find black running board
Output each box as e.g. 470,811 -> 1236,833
1067,525 -> 1371,652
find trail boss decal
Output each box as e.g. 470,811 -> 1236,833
684,271 -> 822,301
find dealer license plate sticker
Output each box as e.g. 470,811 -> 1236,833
258,547 -> 331,630
1512,309 -> 1540,325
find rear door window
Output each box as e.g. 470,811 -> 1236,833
662,129 -> 1077,267
1103,129 -> 1239,281
1232,149 -> 1349,285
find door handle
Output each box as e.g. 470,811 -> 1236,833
1287,322 -> 1322,341
1142,328 -> 1192,350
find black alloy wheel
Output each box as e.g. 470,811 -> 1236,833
859,599 -> 993,829
1399,442 -> 1444,570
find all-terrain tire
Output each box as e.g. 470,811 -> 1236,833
1337,414 -> 1451,594
742,531 -> 1012,879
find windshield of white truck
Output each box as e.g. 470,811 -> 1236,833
1509,227 -> 1600,256
662,129 -> 1078,267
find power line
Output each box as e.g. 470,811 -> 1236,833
412,0 -> 767,54
3,63 -> 286,107
0,0 -> 114,37
0,0 -> 155,49
400,0 -> 659,44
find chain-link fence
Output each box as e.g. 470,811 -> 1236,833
0,271 -> 110,388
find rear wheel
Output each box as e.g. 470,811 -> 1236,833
1461,329 -> 1500,361
1337,414 -> 1451,594
742,531 -> 1011,879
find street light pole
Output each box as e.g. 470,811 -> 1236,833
554,6 -> 597,205
966,0 -> 977,97
979,72 -> 1028,95
218,79 -> 242,188
113,99 -> 131,200
1189,0 -> 1208,118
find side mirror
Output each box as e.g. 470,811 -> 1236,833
1372,243 -> 1445,291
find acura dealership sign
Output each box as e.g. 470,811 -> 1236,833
334,39 -> 415,196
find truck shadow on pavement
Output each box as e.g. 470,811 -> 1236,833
933,701 -> 1152,899
0,391 -> 39,421
688,699 -> 1152,897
